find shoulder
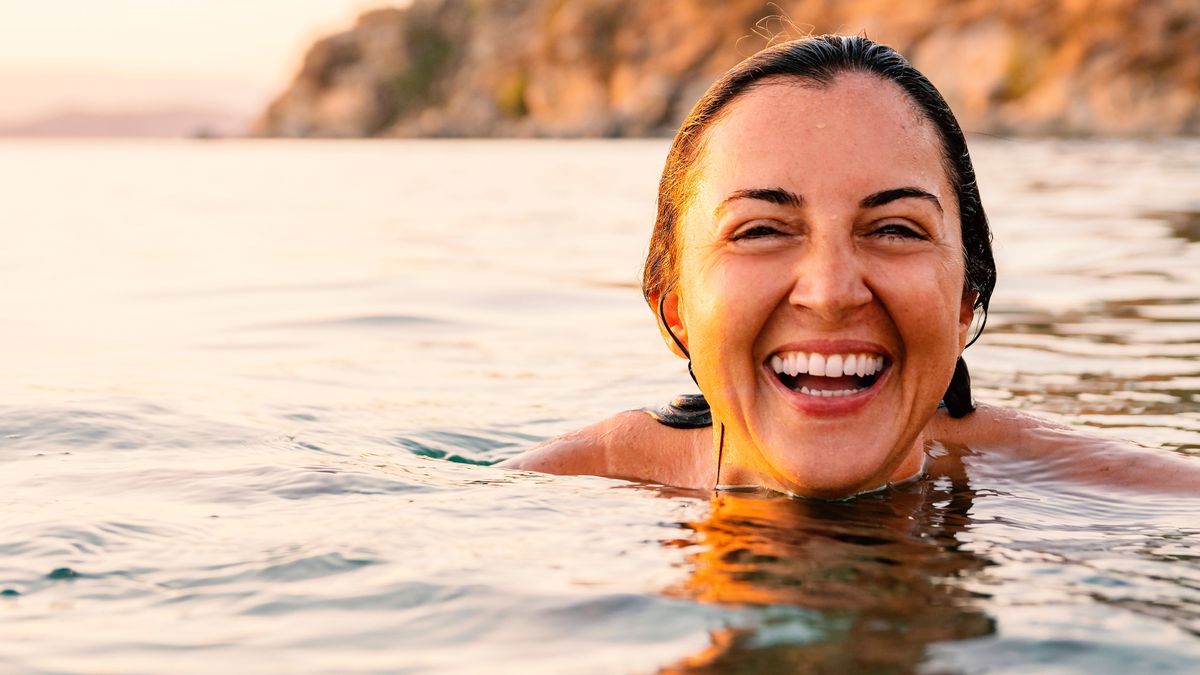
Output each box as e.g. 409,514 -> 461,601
928,403 -> 1200,494
927,402 -> 1074,449
498,410 -> 713,488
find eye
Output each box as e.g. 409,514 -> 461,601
871,222 -> 928,241
731,221 -> 786,241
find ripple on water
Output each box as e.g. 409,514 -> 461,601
2,139 -> 1199,674
389,427 -> 542,465
239,583 -> 733,673
924,603 -> 1200,673
243,313 -> 452,332
0,403 -> 259,455
157,551 -> 378,597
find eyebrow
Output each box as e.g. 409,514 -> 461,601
860,187 -> 943,213
713,185 -> 944,219
713,187 -> 803,219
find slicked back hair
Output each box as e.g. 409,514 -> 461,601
643,35 -> 996,336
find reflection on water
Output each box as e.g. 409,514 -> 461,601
663,482 -> 994,673
0,138 -> 1198,672
660,461 -> 1200,672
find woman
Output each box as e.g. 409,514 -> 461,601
501,35 -> 1199,498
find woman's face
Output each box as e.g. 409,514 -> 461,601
669,73 -> 974,497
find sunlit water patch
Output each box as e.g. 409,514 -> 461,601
1,138 -> 1197,673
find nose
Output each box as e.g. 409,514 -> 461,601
787,233 -> 873,322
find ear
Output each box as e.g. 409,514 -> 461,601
958,289 -> 979,349
654,291 -> 690,359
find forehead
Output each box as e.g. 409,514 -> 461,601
691,73 -> 951,208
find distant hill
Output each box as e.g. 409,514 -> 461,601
255,0 -> 1200,138
0,107 -> 249,138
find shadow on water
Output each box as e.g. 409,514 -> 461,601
659,477 -> 995,673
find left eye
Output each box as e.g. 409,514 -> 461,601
732,222 -> 785,240
873,223 -> 926,240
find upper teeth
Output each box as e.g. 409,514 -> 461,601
769,352 -> 884,377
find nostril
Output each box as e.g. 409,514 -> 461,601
787,266 -> 872,316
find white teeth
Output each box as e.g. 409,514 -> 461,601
798,386 -> 864,397
769,350 -> 887,379
808,353 -> 826,376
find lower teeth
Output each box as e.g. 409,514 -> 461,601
798,386 -> 864,398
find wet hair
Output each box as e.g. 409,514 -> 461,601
643,34 -> 996,327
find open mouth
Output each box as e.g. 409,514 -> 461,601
768,351 -> 888,398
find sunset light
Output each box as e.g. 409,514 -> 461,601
2,2 -> 1198,673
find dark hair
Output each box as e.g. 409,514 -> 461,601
643,34 -> 996,326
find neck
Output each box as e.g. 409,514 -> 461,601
710,424 -> 928,499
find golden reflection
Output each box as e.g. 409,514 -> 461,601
662,468 -> 994,672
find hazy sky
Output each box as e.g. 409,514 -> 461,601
0,0 -> 400,123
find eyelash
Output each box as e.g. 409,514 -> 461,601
731,222 -> 785,240
732,222 -> 928,242
873,223 -> 928,240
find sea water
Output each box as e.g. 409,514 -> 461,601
0,138 -> 1197,673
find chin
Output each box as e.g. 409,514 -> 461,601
751,426 -> 913,499
745,358 -> 924,498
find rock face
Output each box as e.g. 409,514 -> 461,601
256,0 -> 1200,138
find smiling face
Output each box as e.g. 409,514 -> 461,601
664,73 -> 975,498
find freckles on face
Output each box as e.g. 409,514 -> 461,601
671,74 -> 970,496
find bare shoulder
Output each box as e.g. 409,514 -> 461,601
498,410 -> 713,488
929,403 -> 1200,493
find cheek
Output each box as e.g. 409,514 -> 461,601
679,257 -> 789,372
681,263 -> 743,354
874,258 -> 966,357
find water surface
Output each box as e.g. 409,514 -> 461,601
1,139 -> 1198,673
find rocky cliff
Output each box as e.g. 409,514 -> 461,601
255,0 -> 1200,137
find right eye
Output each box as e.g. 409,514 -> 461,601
731,221 -> 786,241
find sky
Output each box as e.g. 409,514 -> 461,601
0,0 -> 401,124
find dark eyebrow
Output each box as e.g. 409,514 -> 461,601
860,187 -> 943,213
714,187 -> 803,219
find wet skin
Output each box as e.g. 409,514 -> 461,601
500,74 -> 1200,497
499,403 -> 1200,496
657,74 -> 973,497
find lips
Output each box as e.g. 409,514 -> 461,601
764,346 -> 891,410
